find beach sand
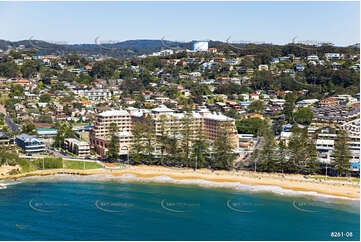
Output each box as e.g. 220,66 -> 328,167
0,165 -> 359,199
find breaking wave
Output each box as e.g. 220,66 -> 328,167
16,174 -> 360,201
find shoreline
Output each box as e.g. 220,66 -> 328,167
0,165 -> 360,200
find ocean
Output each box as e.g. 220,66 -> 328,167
0,175 -> 359,241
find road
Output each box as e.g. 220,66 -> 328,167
5,115 -> 20,133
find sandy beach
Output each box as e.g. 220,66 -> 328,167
0,165 -> 360,199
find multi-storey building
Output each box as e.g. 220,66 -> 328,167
64,138 -> 91,158
149,105 -> 238,148
312,105 -> 360,125
316,133 -> 360,171
90,109 -> 132,158
73,88 -> 112,101
340,119 -> 360,136
15,134 -> 46,153
90,106 -> 239,159
319,97 -> 338,107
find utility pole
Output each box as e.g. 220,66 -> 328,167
195,153 -> 198,171
325,163 -> 328,180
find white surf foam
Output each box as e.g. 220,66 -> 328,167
17,174 -> 359,201
0,181 -> 21,189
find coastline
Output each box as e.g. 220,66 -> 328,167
0,165 -> 360,199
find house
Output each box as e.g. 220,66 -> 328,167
269,99 -> 286,107
214,57 -> 225,63
270,58 -> 279,64
0,132 -> 14,146
294,64 -> 305,72
283,69 -> 295,74
279,56 -> 290,61
123,98 -> 136,105
249,93 -> 259,101
319,97 -> 338,107
307,55 -> 319,61
331,62 -> 341,70
14,59 -> 24,65
325,53 -> 341,60
280,132 -> 293,145
240,94 -> 249,101
16,134 -> 46,153
208,48 -> 217,53
258,64 -> 269,71
296,99 -> 319,107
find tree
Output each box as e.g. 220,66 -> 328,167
107,122 -> 119,162
143,116 -> 155,163
191,125 -> 209,170
257,128 -> 278,172
248,100 -> 265,114
21,60 -> 37,78
164,134 -> 180,165
288,127 -> 319,174
180,113 -> 193,167
39,93 -> 51,103
130,121 -> 145,164
294,107 -> 313,125
284,92 -> 297,123
53,122 -> 76,148
0,62 -> 18,78
333,130 -> 351,176
212,123 -> 237,170
21,121 -> 36,135
40,69 -> 53,84
251,70 -> 274,89
90,59 -> 118,79
58,70 -> 75,83
157,115 -> 168,165
236,118 -> 268,136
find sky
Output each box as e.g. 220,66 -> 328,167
0,1 -> 360,46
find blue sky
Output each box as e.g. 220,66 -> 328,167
0,1 -> 359,46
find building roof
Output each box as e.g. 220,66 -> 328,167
98,109 -> 129,117
36,128 -> 58,135
151,105 -> 174,114
16,134 -> 43,143
297,99 -> 319,104
204,112 -> 234,121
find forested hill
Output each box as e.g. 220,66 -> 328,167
0,39 -> 191,58
0,39 -> 359,58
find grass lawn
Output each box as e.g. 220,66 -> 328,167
63,160 -> 103,169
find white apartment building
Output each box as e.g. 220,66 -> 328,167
340,119 -> 360,136
64,138 -> 90,158
316,133 -> 360,168
73,89 -> 112,101
90,109 -> 132,158
90,106 -> 239,159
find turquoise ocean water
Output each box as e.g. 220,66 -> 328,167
0,175 -> 359,241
